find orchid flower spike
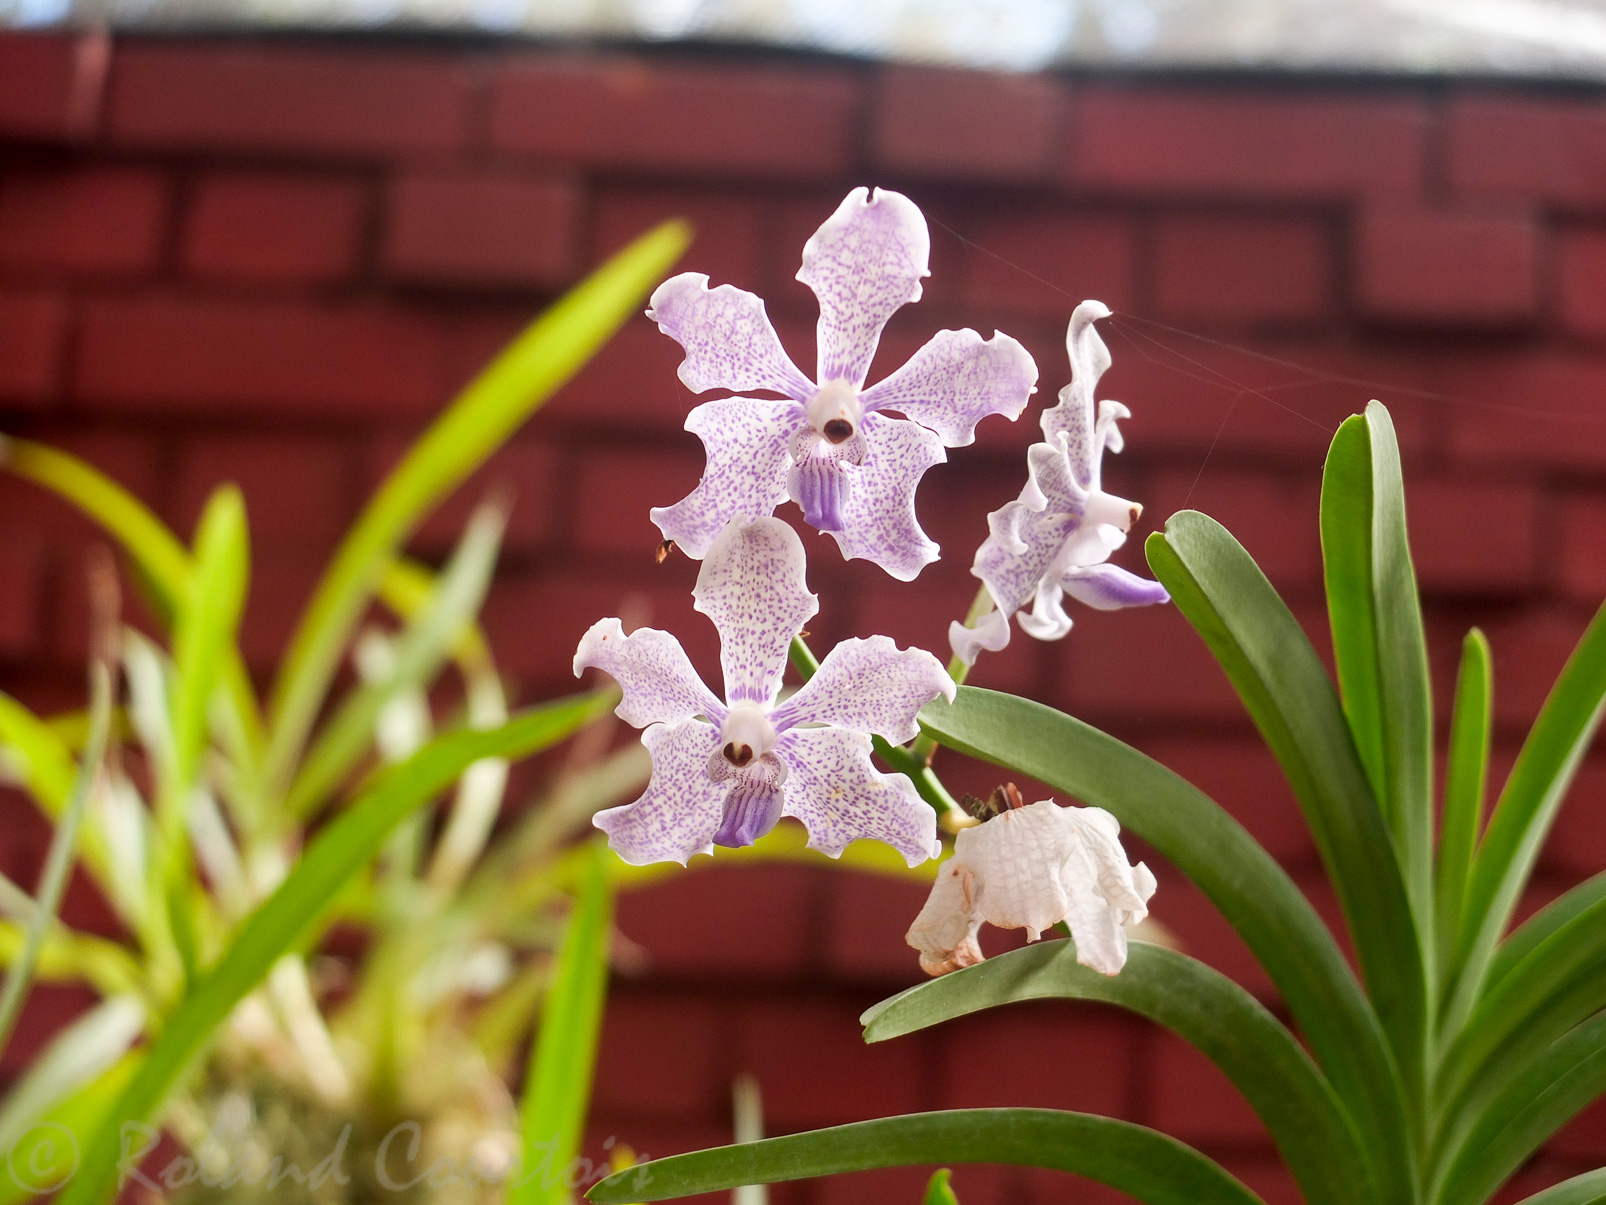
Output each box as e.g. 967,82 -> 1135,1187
906,796 -> 1156,977
950,300 -> 1169,665
647,187 -> 1039,582
574,516 -> 955,867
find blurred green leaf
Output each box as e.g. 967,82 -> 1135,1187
0,664 -> 114,1061
1487,871 -> 1606,994
1513,1169 -> 1606,1205
513,836 -> 615,1205
862,941 -> 1367,1205
1438,629 -> 1492,978
0,995 -> 143,1157
0,1055 -> 134,1205
285,498 -> 507,819
56,690 -> 612,1205
1148,512 -> 1426,1125
1436,1011 -> 1606,1205
0,437 -> 264,765
917,686 -> 1412,1205
1319,405 -> 1435,937
263,220 -> 690,800
923,1169 -> 958,1205
586,1109 -> 1264,1205
1450,597 -> 1606,1030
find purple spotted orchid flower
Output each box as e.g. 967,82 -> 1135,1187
950,300 -> 1170,666
574,516 -> 954,867
647,187 -> 1038,582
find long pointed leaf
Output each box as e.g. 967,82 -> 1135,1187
916,687 -> 1414,1205
1450,597 -> 1606,1030
1513,1170 -> 1606,1205
285,499 -> 506,818
862,941 -> 1369,1205
513,836 -> 614,1205
55,690 -> 612,1205
1148,514 -> 1428,1116
1437,1011 -> 1606,1205
1438,629 -> 1492,978
586,1110 -> 1265,1205
263,221 -> 689,797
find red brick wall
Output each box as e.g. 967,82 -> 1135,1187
2,32 -> 1605,1204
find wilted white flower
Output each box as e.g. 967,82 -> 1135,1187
906,795 -> 1156,977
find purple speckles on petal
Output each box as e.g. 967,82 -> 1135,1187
651,397 -> 804,560
694,517 -> 817,707
798,188 -> 931,389
1039,300 -> 1113,485
777,727 -> 939,867
594,719 -> 727,866
574,619 -> 727,729
789,454 -> 850,532
826,412 -> 945,582
648,274 -> 815,401
770,635 -> 954,743
861,328 -> 1038,447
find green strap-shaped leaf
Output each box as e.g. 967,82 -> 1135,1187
0,1055 -> 135,1205
861,941 -> 1369,1205
1437,629 -> 1492,979
512,836 -> 614,1205
1486,870 -> 1606,993
262,221 -> 690,799
0,437 -> 265,766
1512,1169 -> 1606,1205
54,691 -> 612,1205
1320,406 -> 1435,931
586,1110 -> 1265,1205
1436,1011 -> 1606,1205
916,687 -> 1414,1205
285,499 -> 506,818
1449,597 -> 1606,1032
1149,514 -> 1428,1118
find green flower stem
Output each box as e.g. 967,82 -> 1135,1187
787,637 -> 964,826
908,585 -> 993,768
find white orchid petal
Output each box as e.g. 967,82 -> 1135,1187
906,859 -> 985,977
594,720 -> 727,866
776,727 -> 939,867
574,619 -> 726,729
694,517 -> 818,708
770,634 -> 953,743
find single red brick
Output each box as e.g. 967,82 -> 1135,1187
733,997 -> 925,1128
183,171 -> 367,285
1148,1030 -> 1265,1143
1070,85 -> 1426,200
590,187 -> 764,291
962,210 -> 1136,317
1018,1165 -> 1136,1204
1543,758 -> 1606,880
592,992 -> 724,1119
0,166 -> 168,276
171,434 -> 351,553
820,870 -> 936,985
365,435 -> 556,559
1146,469 -> 1322,596
1479,610 -> 1600,729
612,862 -> 819,979
1356,206 -> 1539,326
108,42 -> 473,157
74,296 -> 452,417
384,170 -> 580,289
1555,226 -> 1606,338
0,31 -> 106,141
813,1168 -> 934,1205
1449,94 -> 1606,207
0,288 -> 67,403
1218,1158 -> 1303,1205
1405,477 -> 1541,596
1155,212 -> 1332,324
1559,494 -> 1606,605
937,1000 -> 1136,1117
873,65 -> 1065,182
1135,737 -> 1314,866
488,56 -> 859,179
1552,1094 -> 1606,1161
236,550 -> 324,668
1439,352 -> 1606,472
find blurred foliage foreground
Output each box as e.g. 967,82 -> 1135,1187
0,218 -> 865,1205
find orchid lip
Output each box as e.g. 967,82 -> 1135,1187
718,701 -> 776,769
805,380 -> 863,444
